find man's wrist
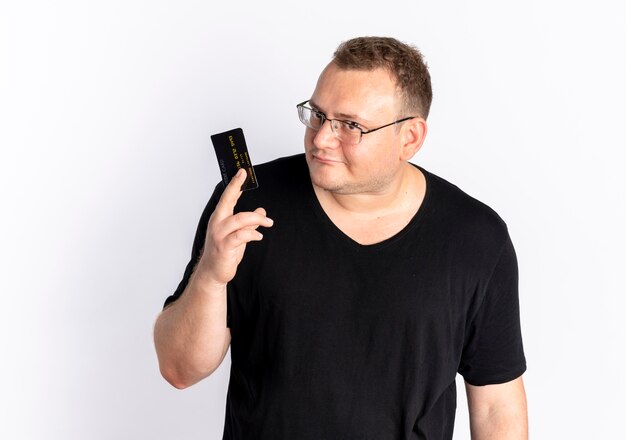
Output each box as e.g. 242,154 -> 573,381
189,264 -> 228,297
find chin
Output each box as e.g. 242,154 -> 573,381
309,172 -> 344,192
311,168 -> 393,195
309,172 -> 370,195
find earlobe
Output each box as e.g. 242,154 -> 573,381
400,118 -> 428,161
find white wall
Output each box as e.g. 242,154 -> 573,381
1,1 -> 624,438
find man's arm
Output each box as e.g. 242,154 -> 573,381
154,169 -> 273,389
465,376 -> 528,440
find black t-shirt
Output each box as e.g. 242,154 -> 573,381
164,154 -> 526,440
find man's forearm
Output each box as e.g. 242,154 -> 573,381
466,377 -> 528,440
469,404 -> 528,439
154,268 -> 231,389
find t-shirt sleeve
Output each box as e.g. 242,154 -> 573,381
458,234 -> 527,386
162,182 -> 225,310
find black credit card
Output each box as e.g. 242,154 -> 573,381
210,128 -> 259,191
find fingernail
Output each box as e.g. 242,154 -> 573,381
238,168 -> 246,177
266,217 -> 274,226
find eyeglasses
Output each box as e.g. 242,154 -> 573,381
296,100 -> 416,145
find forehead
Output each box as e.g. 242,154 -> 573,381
310,63 -> 400,117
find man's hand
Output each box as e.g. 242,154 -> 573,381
466,376 -> 528,439
196,168 -> 274,286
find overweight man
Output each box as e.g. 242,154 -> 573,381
154,36 -> 528,439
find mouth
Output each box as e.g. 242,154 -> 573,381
311,153 -> 342,164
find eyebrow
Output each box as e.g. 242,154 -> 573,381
308,99 -> 372,125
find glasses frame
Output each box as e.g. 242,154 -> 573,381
296,100 -> 416,145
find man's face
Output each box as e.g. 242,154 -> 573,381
304,63 -> 406,195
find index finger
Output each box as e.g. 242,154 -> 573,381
213,168 -> 248,220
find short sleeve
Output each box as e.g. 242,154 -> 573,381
458,235 -> 527,386
162,182 -> 225,309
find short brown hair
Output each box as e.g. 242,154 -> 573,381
332,36 -> 433,119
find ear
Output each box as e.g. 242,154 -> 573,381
399,117 -> 428,161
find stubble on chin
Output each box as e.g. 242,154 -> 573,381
309,168 -> 393,196
309,171 -> 344,194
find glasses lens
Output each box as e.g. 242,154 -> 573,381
298,106 -> 324,130
332,120 -> 362,145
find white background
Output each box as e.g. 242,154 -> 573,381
1,0 -> 625,438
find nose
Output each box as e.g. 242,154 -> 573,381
312,120 -> 340,150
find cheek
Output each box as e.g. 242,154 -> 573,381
346,144 -> 392,172
304,128 -> 316,147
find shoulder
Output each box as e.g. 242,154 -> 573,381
236,153 -> 310,212
252,153 -> 308,186
419,166 -> 511,250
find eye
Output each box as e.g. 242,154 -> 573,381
344,121 -> 362,131
311,110 -> 324,121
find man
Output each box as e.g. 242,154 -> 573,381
154,37 -> 527,439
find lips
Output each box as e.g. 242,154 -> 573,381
312,153 -> 342,164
